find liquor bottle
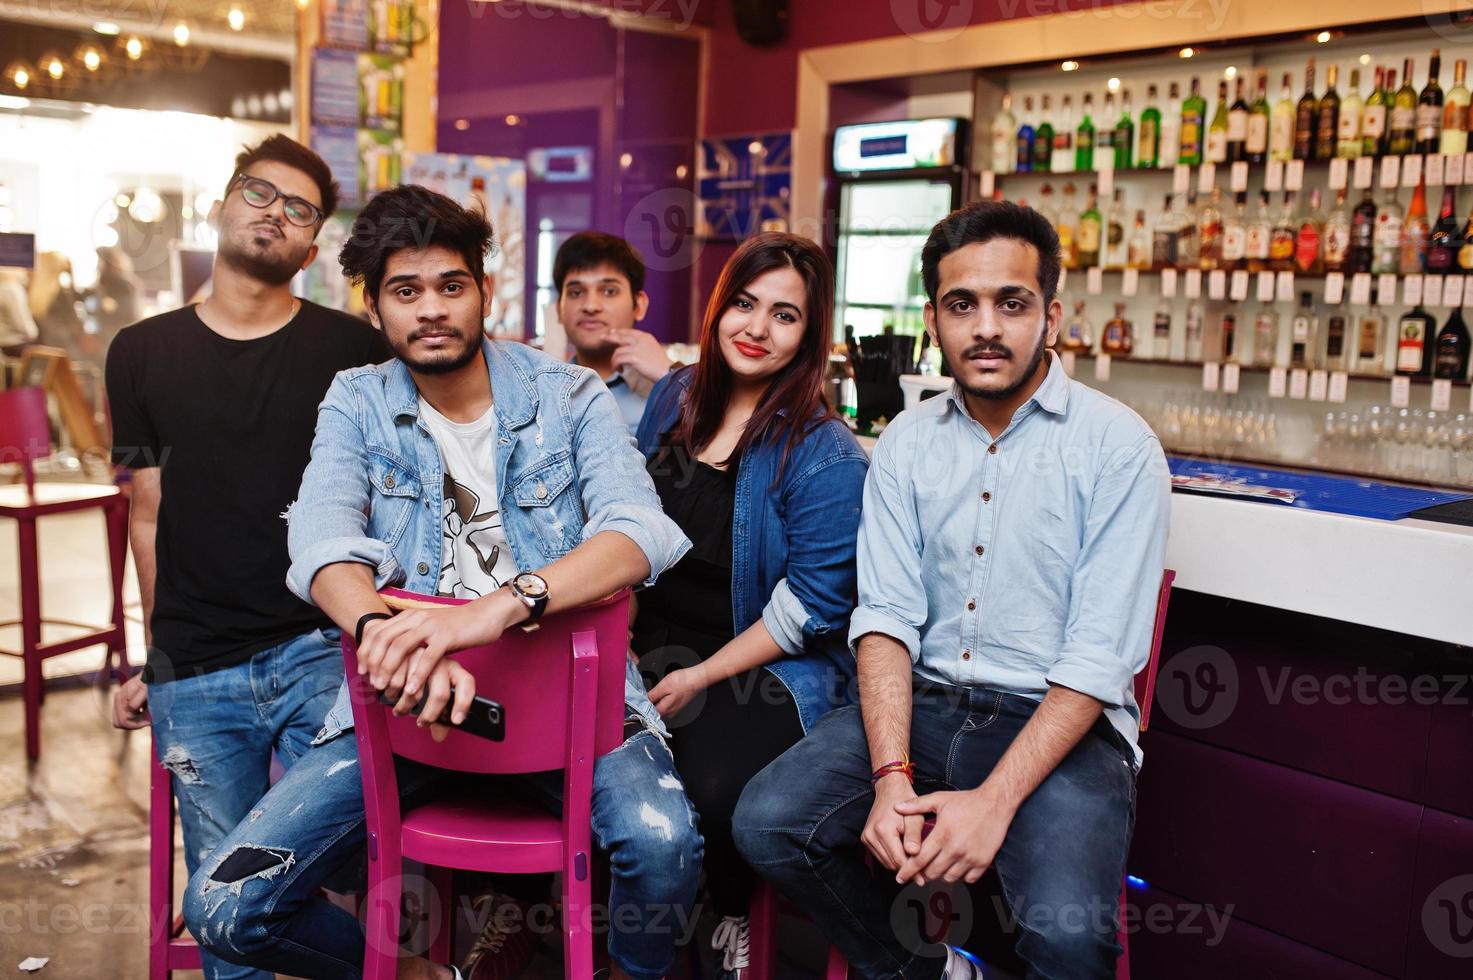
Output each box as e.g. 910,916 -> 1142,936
1185,300 -> 1205,360
1016,96 -> 1036,173
1057,182 -> 1080,269
1101,302 -> 1133,356
1434,307 -> 1471,380
1115,89 -> 1135,169
1324,303 -> 1348,370
1254,305 -> 1280,367
1459,204 -> 1473,274
1178,189 -> 1200,268
1246,190 -> 1273,273
1372,188 -> 1404,274
1362,66 -> 1389,157
1296,187 -> 1325,275
1222,191 -> 1248,271
1390,58 -> 1417,155
1295,59 -> 1318,160
1180,77 -> 1206,165
1105,188 -> 1128,270
1208,80 -> 1230,164
992,93 -> 1017,173
1138,84 -> 1161,169
1053,96 -> 1076,173
1152,193 -> 1182,270
1227,76 -> 1249,164
1076,94 -> 1096,171
1426,186 -> 1459,274
1159,82 -> 1182,171
1397,305 -> 1437,376
1219,311 -> 1238,363
1153,298 -> 1173,358
1248,70 -> 1271,164
1417,49 -> 1444,155
1442,59 -> 1470,156
1349,189 -> 1377,273
1291,291 -> 1316,368
1338,68 -> 1363,159
1061,300 -> 1094,352
1315,64 -> 1340,163
1035,95 -> 1055,173
1323,189 -> 1351,273
1128,209 -> 1152,269
1036,182 -> 1059,229
1198,187 -> 1224,270
1270,191 -> 1298,272
1099,92 -> 1116,157
1077,184 -> 1102,267
1270,72 -> 1296,163
1355,292 -> 1384,374
1401,180 -> 1430,275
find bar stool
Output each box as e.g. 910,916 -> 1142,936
0,386 -> 130,760
749,570 -> 1177,980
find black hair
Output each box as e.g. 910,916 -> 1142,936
228,134 -> 340,221
338,184 -> 494,301
552,231 -> 646,296
921,199 -> 1061,306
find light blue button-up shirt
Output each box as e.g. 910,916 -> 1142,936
849,351 -> 1170,764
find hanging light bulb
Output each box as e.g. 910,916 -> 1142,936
228,7 -> 245,31
173,22 -> 191,46
125,37 -> 144,60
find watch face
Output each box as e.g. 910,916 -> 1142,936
514,573 -> 548,599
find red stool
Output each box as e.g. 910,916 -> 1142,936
750,570 -> 1177,980
149,737 -> 202,979
0,386 -> 130,760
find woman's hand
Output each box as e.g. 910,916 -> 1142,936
648,665 -> 710,720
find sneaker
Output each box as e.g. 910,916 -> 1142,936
711,914 -> 751,979
942,945 -> 984,979
462,892 -> 539,980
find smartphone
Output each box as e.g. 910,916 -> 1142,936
380,691 -> 505,742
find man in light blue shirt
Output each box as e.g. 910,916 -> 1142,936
736,200 -> 1170,980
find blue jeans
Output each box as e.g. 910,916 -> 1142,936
148,627 -> 345,980
183,715 -> 704,980
732,682 -> 1137,980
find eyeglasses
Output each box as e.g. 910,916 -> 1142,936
230,174 -> 325,227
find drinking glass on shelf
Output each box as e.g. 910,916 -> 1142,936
1450,414 -> 1473,488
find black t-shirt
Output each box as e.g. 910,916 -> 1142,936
105,300 -> 390,680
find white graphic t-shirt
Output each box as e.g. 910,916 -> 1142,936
418,398 -> 519,599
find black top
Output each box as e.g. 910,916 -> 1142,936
105,300 -> 390,680
632,444 -> 738,657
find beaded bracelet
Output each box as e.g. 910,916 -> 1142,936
870,758 -> 915,784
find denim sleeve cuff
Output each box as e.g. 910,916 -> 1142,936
286,536 -> 405,604
761,578 -> 810,657
584,510 -> 691,587
1045,651 -> 1135,709
848,606 -> 921,663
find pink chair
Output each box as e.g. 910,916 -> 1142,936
148,738 -> 202,979
347,587 -> 632,980
751,570 -> 1176,980
0,386 -> 130,760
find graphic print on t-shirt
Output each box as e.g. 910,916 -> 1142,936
436,473 -> 516,598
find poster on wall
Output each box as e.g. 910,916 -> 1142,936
697,132 -> 792,240
358,129 -> 403,201
311,48 -> 360,126
311,125 -> 362,207
403,152 -> 527,340
320,0 -> 370,49
369,0 -> 417,55
358,53 -> 404,133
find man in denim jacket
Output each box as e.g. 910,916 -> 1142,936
184,185 -> 701,980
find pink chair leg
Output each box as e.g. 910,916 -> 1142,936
824,944 -> 849,980
362,845 -> 403,980
426,865 -> 453,965
18,515 -> 43,760
1116,880 -> 1131,980
563,857 -> 595,980
748,880 -> 778,980
105,496 -> 130,684
148,753 -> 173,980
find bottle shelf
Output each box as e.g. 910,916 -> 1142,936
1062,350 -> 1472,387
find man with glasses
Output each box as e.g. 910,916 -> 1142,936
105,134 -> 388,980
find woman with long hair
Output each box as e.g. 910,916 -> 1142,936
633,232 -> 868,980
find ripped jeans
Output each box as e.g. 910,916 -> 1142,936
148,627 -> 345,980
183,711 -> 704,980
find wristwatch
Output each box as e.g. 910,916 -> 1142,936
509,572 -> 550,623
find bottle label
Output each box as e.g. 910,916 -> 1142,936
1077,221 -> 1100,252
1362,105 -> 1387,138
1338,110 -> 1359,140
1391,105 -> 1416,132
1246,225 -> 1270,259
1271,114 -> 1294,152
1228,111 -> 1248,141
1443,101 -> 1467,133
1435,338 -> 1466,377
1247,115 -> 1269,153
1458,240 -> 1473,270
1154,313 -> 1171,338
1139,119 -> 1158,160
1318,111 -> 1338,148
1207,129 -> 1227,161
1416,104 -> 1442,141
1375,214 -> 1402,249
1223,226 -> 1246,260
1293,316 -> 1311,342
1327,317 -> 1346,357
1152,230 -> 1179,267
1180,119 -> 1201,155
1323,224 -> 1348,264
1270,230 -> 1296,261
1359,320 -> 1379,359
1397,319 -> 1426,371
1428,243 -> 1452,272
1054,131 -> 1072,152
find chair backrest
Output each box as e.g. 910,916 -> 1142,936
1134,569 -> 1176,734
0,387 -> 50,491
344,588 -> 632,776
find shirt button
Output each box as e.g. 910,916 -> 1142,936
975,545 -> 984,556
385,474 -> 396,489
988,444 -> 998,455
961,650 -> 971,661
967,600 -> 976,611
416,562 -> 429,575
981,491 -> 992,502
534,482 -> 548,500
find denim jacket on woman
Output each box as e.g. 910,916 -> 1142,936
636,366 -> 868,733
287,339 -> 691,743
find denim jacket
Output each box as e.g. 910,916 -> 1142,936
636,366 -> 868,733
288,339 -> 691,742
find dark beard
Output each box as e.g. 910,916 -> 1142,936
388,330 -> 483,375
950,329 -> 1048,402
218,234 -> 308,287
